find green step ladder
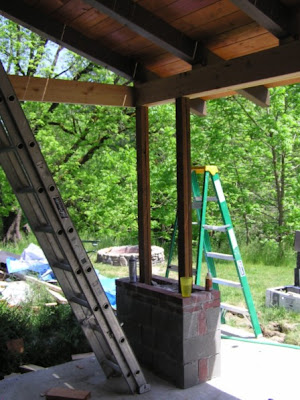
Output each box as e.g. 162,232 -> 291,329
166,165 -> 262,338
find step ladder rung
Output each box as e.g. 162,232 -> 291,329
192,196 -> 217,209
203,224 -> 230,232
212,278 -> 241,288
221,302 -> 249,316
206,252 -> 234,261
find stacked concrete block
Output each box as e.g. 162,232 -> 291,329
116,275 -> 221,389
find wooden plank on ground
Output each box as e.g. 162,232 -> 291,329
45,387 -> 91,400
47,289 -> 68,304
24,275 -> 62,293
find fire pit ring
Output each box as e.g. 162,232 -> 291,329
96,245 -> 164,266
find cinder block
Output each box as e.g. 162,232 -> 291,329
208,353 -> 221,380
152,351 -> 182,385
183,311 -> 200,338
181,361 -> 199,388
206,307 -> 221,332
45,387 -> 91,400
154,331 -> 183,362
152,305 -> 183,336
183,330 -> 221,363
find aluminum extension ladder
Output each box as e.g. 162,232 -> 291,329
166,165 -> 262,338
0,61 -> 150,394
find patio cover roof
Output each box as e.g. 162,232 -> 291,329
1,0 -> 300,109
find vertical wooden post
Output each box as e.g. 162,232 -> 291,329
176,97 -> 192,282
136,105 -> 152,284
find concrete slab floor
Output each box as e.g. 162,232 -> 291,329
0,337 -> 298,400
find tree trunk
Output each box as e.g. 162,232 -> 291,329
2,209 -> 22,244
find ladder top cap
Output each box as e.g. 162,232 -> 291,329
191,165 -> 219,175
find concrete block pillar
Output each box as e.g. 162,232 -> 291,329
116,276 -> 221,388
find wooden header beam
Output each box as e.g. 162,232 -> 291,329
137,40 -> 300,106
8,75 -> 134,107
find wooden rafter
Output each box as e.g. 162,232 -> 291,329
8,75 -> 134,107
229,0 -> 291,38
137,40 -> 300,106
84,0 -> 205,65
0,1 -> 152,82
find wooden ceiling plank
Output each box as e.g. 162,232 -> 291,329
8,75 -> 135,107
0,1 -> 150,82
50,0 -> 92,24
185,11 -> 253,40
83,0 -> 205,64
153,0 -> 220,21
210,32 -> 278,60
171,0 -> 240,31
229,0 -> 291,38
136,40 -> 300,105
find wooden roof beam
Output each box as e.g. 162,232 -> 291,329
136,40 -> 300,106
229,0 -> 292,38
236,86 -> 270,108
0,1 -> 152,82
194,52 -> 270,107
8,75 -> 135,107
84,0 -> 205,65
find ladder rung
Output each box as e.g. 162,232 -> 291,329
212,278 -> 241,288
53,262 -> 72,272
0,145 -> 15,154
16,186 -> 35,194
221,302 -> 249,316
69,296 -> 90,308
35,225 -> 55,233
206,252 -> 234,261
203,224 -> 230,232
192,196 -> 218,209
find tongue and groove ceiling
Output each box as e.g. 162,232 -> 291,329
1,0 -> 300,106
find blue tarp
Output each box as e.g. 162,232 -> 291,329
6,243 -> 117,307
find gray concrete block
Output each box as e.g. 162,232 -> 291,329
206,307 -> 221,333
183,330 -> 221,363
183,312 -> 199,339
152,305 -> 183,336
152,352 -> 182,387
154,331 -> 183,362
181,361 -> 199,389
208,353 -> 221,380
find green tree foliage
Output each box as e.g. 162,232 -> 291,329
0,16 -> 299,252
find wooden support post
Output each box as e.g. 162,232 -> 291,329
176,97 -> 192,284
136,106 -> 152,284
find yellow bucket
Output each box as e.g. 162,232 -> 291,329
180,277 -> 193,298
